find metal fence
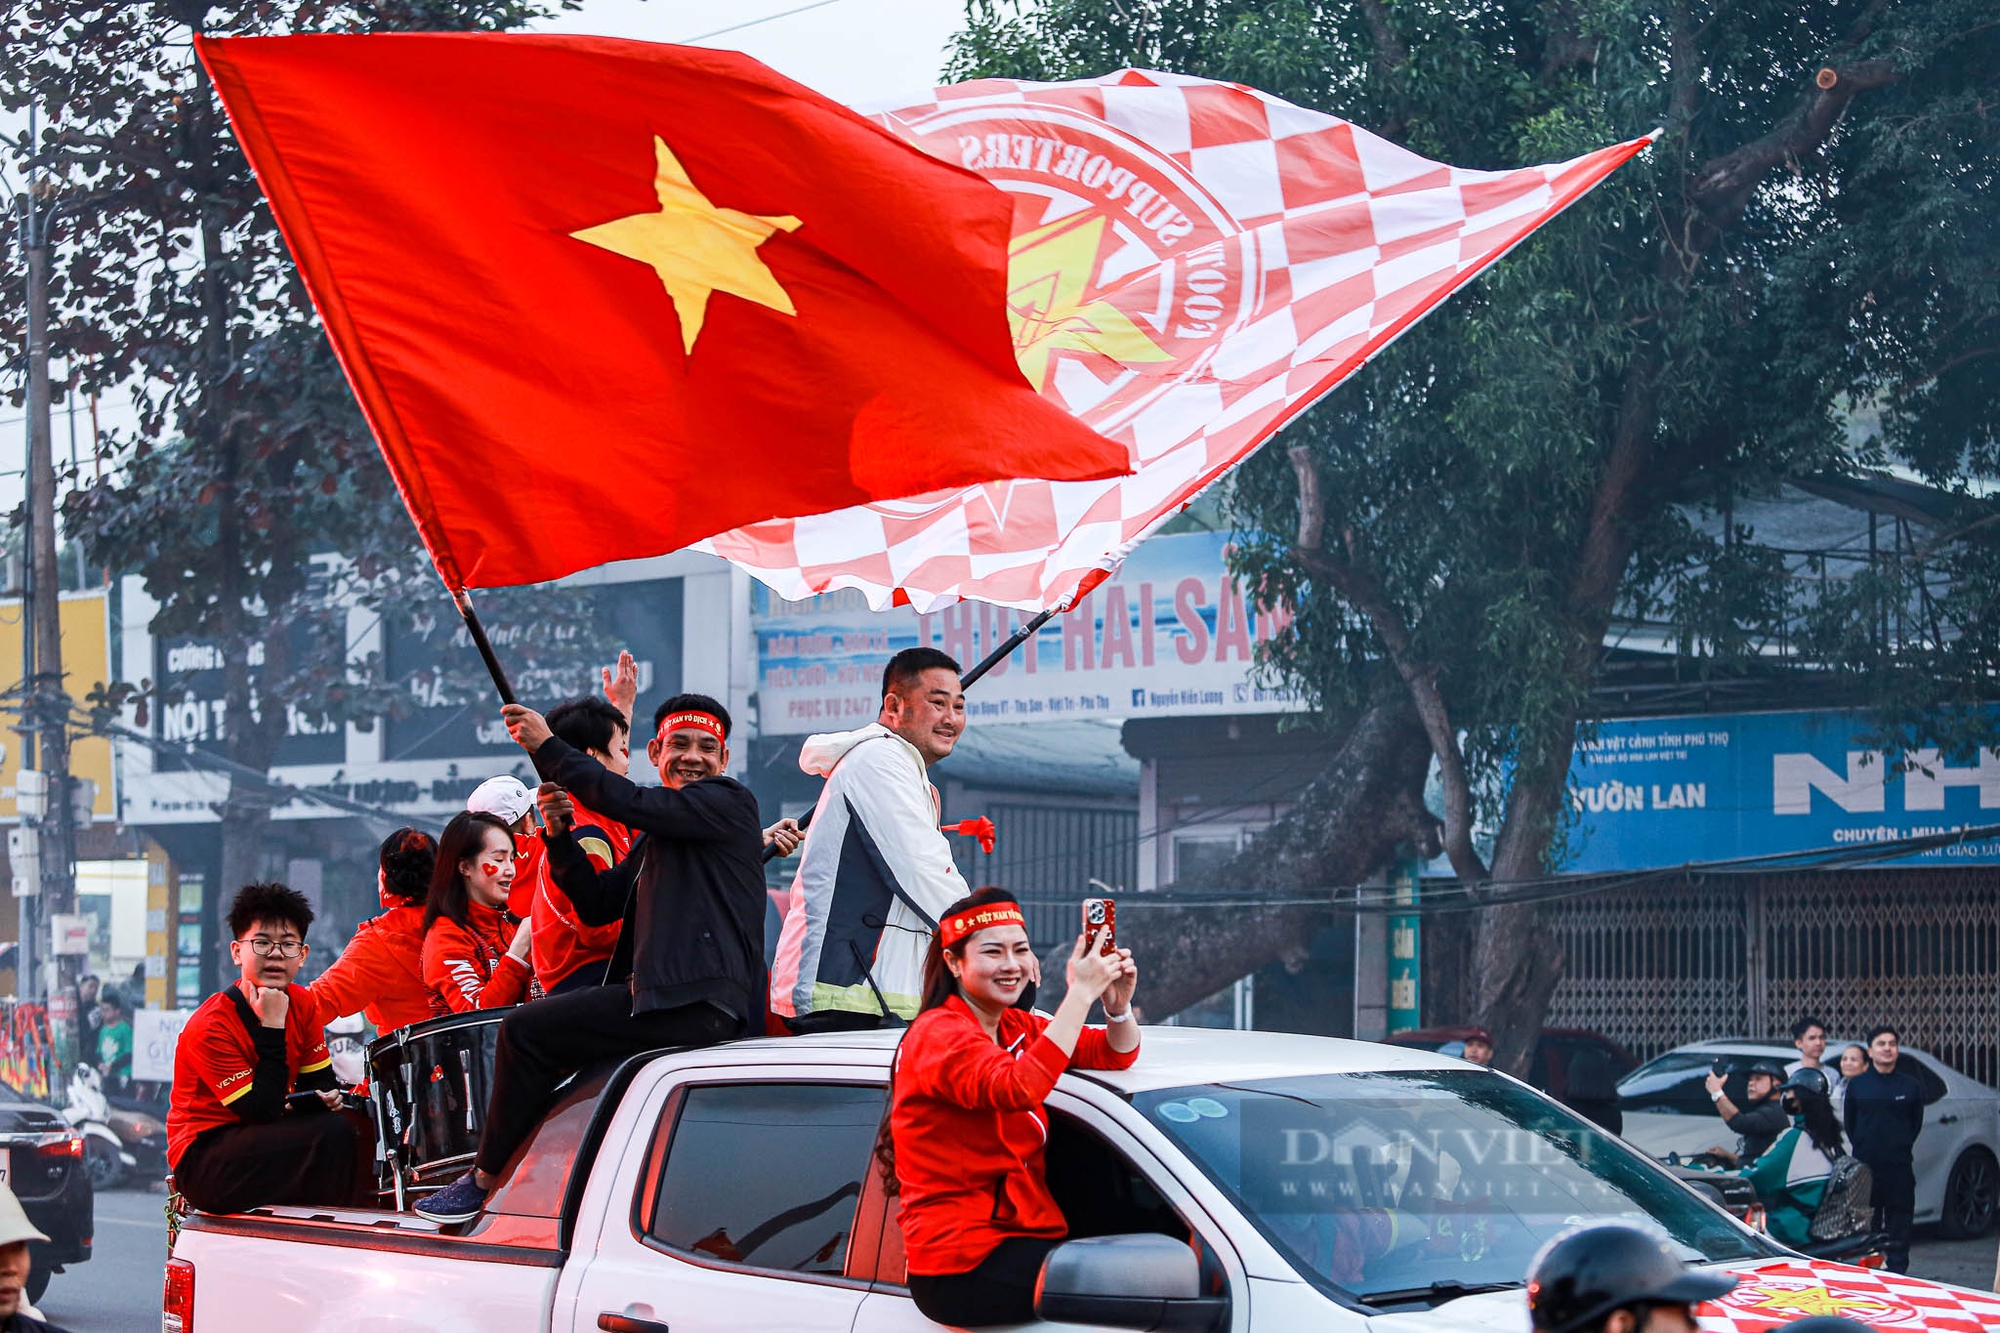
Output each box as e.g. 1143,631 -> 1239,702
1546,868 -> 2000,1085
950,802 -> 1138,953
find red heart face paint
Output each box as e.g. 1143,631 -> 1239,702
479,860 -> 507,877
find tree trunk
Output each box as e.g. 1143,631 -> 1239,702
1039,692 -> 1435,1017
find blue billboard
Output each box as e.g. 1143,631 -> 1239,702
1559,708 -> 2000,871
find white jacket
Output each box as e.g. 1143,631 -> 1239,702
767,723 -> 969,1022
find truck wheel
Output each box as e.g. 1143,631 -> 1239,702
1940,1146 -> 2000,1238
84,1137 -> 124,1191
25,1267 -> 48,1303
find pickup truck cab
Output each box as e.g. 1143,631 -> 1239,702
167,1029 -> 2000,1332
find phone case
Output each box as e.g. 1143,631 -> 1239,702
1082,897 -> 1117,953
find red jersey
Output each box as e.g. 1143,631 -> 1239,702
889,996 -> 1138,1275
309,902 -> 432,1034
507,832 -> 544,919
421,901 -> 532,1015
530,798 -> 631,990
167,982 -> 332,1168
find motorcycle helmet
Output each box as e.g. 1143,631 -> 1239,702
1527,1222 -> 1737,1332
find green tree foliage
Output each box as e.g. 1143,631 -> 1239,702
2,1 -> 589,893
953,0 -> 1998,1066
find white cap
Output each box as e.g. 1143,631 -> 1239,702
466,775 -> 534,825
0,1184 -> 49,1247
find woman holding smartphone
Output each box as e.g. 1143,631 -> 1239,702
421,811 -> 534,1016
883,886 -> 1138,1327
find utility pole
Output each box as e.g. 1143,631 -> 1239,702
18,104 -> 77,1088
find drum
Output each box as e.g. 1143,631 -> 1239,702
367,1009 -> 506,1189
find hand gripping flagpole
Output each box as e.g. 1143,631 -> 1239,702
759,603 -> 1060,863
452,588 -> 518,706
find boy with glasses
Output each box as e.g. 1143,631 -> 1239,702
166,882 -> 373,1214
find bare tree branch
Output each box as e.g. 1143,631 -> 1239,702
1688,59 -> 1900,225
1289,446 -> 1490,883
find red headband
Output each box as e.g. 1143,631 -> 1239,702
938,903 -> 1026,949
658,711 -> 725,745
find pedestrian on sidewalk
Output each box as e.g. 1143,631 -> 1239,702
1843,1026 -> 1925,1274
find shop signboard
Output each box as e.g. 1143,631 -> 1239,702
1386,851 -> 1421,1035
756,531 -> 1301,734
1560,707 -> 2000,871
0,591 -> 117,821
381,578 -> 684,761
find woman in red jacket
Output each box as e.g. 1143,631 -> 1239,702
886,886 -> 1138,1327
311,828 -> 438,1034
421,811 -> 533,1016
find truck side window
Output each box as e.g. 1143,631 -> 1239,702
645,1083 -> 886,1276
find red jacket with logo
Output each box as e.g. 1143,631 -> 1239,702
167,982 -> 334,1167
530,797 -> 631,990
421,901 -> 531,1016
309,902 -> 432,1034
889,995 -> 1138,1275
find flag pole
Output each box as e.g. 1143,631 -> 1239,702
959,606 -> 1056,689
452,588 -> 518,705
761,605 -> 1059,862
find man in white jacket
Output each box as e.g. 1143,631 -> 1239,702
769,647 -> 972,1031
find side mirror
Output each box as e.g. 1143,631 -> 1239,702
1035,1234 -> 1229,1332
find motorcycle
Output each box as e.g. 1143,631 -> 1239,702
62,1066 -> 169,1191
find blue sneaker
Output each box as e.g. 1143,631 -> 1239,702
414,1171 -> 488,1224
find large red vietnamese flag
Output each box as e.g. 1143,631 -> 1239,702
194,34 -> 1135,591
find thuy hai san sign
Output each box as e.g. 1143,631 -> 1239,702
755,531 -> 1300,735
1558,708 -> 2000,873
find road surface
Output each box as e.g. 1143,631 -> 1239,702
36,1186 -> 2000,1329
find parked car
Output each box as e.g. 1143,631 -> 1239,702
0,1078 -> 92,1302
1383,1025 -> 1639,1101
165,1028 -> 2000,1331
1618,1039 -> 2000,1237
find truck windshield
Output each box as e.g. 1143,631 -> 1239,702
1135,1069 -> 1775,1305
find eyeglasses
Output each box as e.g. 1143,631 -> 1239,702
239,938 -> 304,958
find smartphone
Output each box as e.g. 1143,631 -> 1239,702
286,1090 -> 331,1110
1082,897 -> 1116,954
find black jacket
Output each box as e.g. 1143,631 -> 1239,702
535,737 -> 766,1028
1844,1064 -> 1927,1169
1722,1095 -> 1790,1165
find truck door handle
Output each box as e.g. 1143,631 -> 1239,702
1939,1114 -> 1960,1125
598,1316 -> 670,1333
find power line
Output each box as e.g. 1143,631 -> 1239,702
681,0 -> 852,43
1092,820 -> 2000,917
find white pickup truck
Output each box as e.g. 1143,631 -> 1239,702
165,1028 -> 2000,1332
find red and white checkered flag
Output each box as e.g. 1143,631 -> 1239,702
702,70 -> 1654,611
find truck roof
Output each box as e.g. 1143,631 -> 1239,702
719,1026 -> 1468,1092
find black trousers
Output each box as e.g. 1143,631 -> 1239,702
907,1236 -> 1061,1328
1866,1160 -> 1915,1272
174,1107 -> 374,1215
475,988 -> 734,1176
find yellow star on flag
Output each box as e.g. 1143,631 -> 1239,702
571,136 -> 803,354
1741,1285 -> 1891,1317
1007,213 -> 1170,390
